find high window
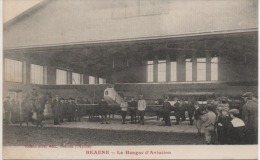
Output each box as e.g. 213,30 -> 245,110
72,72 -> 81,84
147,61 -> 154,82
158,60 -> 166,82
197,58 -> 206,81
211,57 -> 218,81
89,76 -> 96,84
99,78 -> 106,84
56,69 -> 67,85
4,58 -> 23,82
170,61 -> 177,82
31,64 -> 44,84
185,59 -> 192,81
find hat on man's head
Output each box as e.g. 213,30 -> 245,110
242,92 -> 253,98
229,109 -> 240,115
206,104 -> 214,111
164,95 -> 169,100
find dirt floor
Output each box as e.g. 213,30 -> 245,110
3,125 -> 205,146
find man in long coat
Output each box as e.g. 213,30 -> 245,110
52,95 -> 61,125
242,92 -> 258,144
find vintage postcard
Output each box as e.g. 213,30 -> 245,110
2,0 -> 258,159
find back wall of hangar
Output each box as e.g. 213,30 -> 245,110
4,31 -> 258,84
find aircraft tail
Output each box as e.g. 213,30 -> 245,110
104,87 -> 123,105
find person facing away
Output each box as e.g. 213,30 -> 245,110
98,98 -> 109,124
162,96 -> 172,126
129,97 -> 138,124
138,94 -> 146,125
194,102 -> 206,135
120,97 -> 128,124
216,107 -> 231,144
228,109 -> 246,144
241,92 -> 258,144
202,104 -> 217,145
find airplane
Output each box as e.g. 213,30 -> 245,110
75,86 -> 164,119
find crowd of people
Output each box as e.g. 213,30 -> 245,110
153,92 -> 257,145
3,97 -> 20,124
115,92 -> 257,145
3,91 -> 258,145
51,96 -> 91,125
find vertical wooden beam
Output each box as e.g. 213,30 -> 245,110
192,52 -> 197,82
67,71 -> 72,84
166,54 -> 171,82
206,52 -> 211,81
24,61 -> 30,84
177,53 -> 185,82
153,56 -> 158,83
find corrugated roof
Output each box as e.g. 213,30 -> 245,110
4,0 -> 258,49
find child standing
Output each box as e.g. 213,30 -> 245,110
216,108 -> 231,144
228,109 -> 246,144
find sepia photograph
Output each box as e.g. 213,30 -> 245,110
2,0 -> 258,159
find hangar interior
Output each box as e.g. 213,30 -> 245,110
3,0 -> 258,104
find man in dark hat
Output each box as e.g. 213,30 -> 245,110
129,97 -> 138,124
98,98 -> 109,124
173,97 -> 181,125
161,96 -> 172,126
52,95 -> 61,125
241,92 -> 258,144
